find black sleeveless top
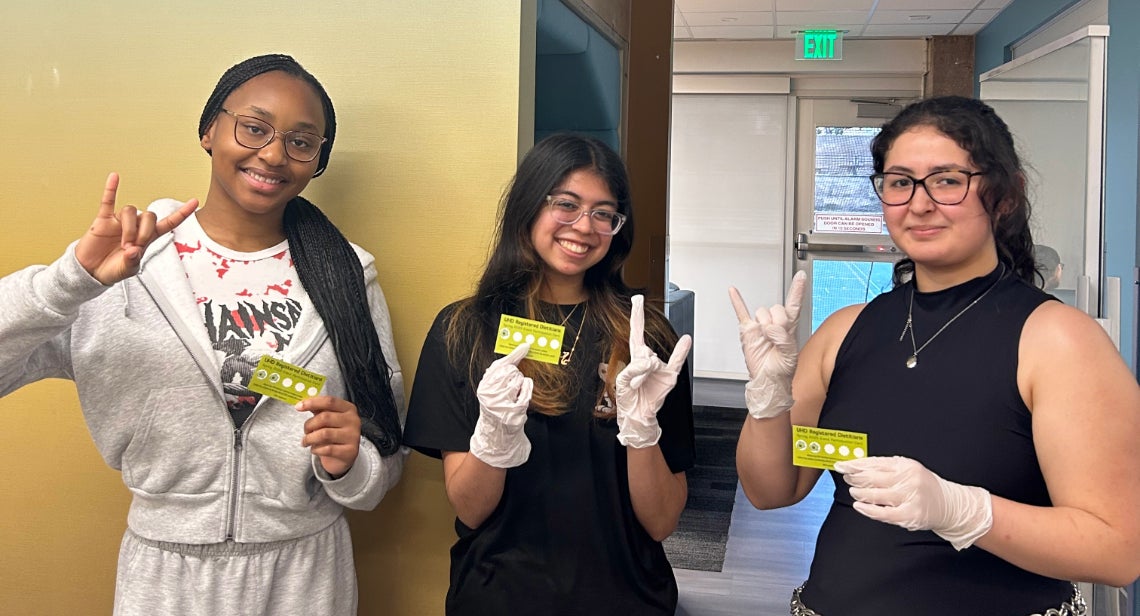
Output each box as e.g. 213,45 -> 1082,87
800,265 -> 1072,615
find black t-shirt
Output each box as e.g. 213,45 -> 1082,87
802,266 -> 1071,615
403,301 -> 695,616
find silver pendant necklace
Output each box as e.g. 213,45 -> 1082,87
899,265 -> 1005,369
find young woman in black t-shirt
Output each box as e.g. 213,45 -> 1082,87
403,134 -> 695,615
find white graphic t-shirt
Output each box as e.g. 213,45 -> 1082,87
174,214 -> 308,428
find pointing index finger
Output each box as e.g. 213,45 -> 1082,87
500,342 -> 531,366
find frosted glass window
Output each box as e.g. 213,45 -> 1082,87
669,94 -> 789,377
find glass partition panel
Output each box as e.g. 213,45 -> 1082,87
980,29 -> 1107,313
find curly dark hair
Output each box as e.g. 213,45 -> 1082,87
871,96 -> 1036,286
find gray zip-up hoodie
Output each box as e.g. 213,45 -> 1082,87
0,199 -> 405,544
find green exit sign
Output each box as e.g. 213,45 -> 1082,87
796,29 -> 844,60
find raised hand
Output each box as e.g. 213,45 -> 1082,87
75,172 -> 198,285
297,395 -> 363,478
615,295 -> 692,448
728,270 -> 806,419
834,456 -> 993,551
469,343 -> 535,468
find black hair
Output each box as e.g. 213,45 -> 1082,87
200,54 -> 401,455
870,96 -> 1036,287
482,133 -> 635,305
445,133 -> 676,417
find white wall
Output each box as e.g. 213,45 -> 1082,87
670,94 -> 790,377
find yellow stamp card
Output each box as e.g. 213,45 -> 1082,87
248,356 -> 327,405
791,425 -> 868,470
494,314 -> 566,365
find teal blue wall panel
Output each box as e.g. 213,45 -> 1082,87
1104,0 -> 1139,377
534,0 -> 621,150
975,0 -> 1080,78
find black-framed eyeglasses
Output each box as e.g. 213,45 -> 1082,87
221,109 -> 327,163
545,195 -> 627,235
869,170 -> 985,206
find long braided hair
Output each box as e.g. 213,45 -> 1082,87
870,96 -> 1037,287
445,134 -> 677,417
199,54 -> 401,455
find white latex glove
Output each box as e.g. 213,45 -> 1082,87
728,271 -> 806,419
615,295 -> 692,448
469,343 -> 534,468
834,456 -> 993,551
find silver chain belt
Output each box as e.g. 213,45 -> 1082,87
790,583 -> 1087,616
789,586 -> 821,616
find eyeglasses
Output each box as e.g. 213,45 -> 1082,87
869,170 -> 985,206
545,195 -> 627,235
221,109 -> 327,163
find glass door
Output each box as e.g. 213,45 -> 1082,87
794,98 -> 903,342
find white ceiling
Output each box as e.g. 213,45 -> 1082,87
674,0 -> 1014,40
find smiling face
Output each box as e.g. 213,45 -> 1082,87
529,168 -> 617,301
881,125 -> 999,288
199,70 -> 325,226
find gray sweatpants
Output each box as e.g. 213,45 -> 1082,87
113,515 -> 357,616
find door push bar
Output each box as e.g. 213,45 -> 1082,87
795,233 -> 899,260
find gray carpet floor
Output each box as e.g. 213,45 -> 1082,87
663,405 -> 746,572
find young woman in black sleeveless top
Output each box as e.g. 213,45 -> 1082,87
730,96 -> 1140,615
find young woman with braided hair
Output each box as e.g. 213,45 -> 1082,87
0,54 -> 404,614
730,96 -> 1140,614
403,134 -> 695,615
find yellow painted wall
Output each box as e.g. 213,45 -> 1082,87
0,2 -> 529,614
